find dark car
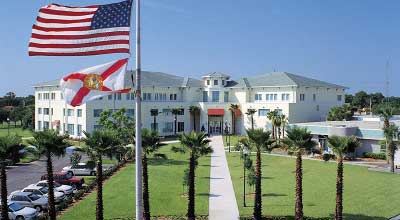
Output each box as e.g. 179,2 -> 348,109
41,172 -> 84,189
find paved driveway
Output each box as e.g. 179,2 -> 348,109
6,155 -> 73,193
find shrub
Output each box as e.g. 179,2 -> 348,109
73,189 -> 85,200
363,152 -> 386,160
322,154 -> 333,162
70,152 -> 82,167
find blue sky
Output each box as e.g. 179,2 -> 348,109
1,0 -> 400,96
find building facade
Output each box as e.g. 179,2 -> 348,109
34,71 -> 346,138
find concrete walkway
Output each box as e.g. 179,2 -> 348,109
208,135 -> 240,220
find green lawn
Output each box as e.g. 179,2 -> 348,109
222,135 -> 245,148
227,152 -> 400,220
0,125 -> 32,138
59,144 -> 211,220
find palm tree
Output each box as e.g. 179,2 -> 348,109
245,108 -> 257,130
28,130 -> 68,220
267,110 -> 279,139
383,123 -> 399,173
83,130 -> 120,220
141,128 -> 164,220
171,108 -> 182,135
282,126 -> 317,220
229,104 -> 240,134
0,135 -> 22,220
173,132 -> 212,220
246,129 -> 273,220
377,106 -> 394,162
328,136 -> 359,220
280,115 -> 288,138
188,106 -> 200,132
150,109 -> 159,132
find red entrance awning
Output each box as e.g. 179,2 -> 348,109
232,109 -> 242,116
208,109 -> 224,116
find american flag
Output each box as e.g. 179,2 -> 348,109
29,0 -> 133,56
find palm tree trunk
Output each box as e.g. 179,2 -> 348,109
142,154 -> 151,220
251,116 -> 254,130
96,155 -> 103,220
335,156 -> 343,220
174,116 -> 177,135
0,164 -> 9,220
271,125 -> 275,139
187,152 -> 196,220
253,148 -> 262,220
295,152 -> 303,220
46,152 -> 56,220
193,113 -> 196,132
389,143 -> 395,173
153,116 -> 156,132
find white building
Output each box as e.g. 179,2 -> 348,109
34,71 -> 346,137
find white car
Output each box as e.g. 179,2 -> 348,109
0,202 -> 38,220
62,163 -> 96,176
34,180 -> 74,196
8,192 -> 48,212
20,185 -> 65,203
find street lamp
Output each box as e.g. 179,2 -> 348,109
243,147 -> 250,207
7,117 -> 10,136
224,120 -> 228,144
228,124 -> 231,153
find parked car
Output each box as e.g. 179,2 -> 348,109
8,192 -> 48,212
0,202 -> 38,220
62,162 -> 96,176
21,185 -> 65,203
41,172 -> 84,189
34,180 -> 74,196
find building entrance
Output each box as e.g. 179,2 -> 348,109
208,116 -> 223,134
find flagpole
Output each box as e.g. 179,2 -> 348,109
135,0 -> 143,219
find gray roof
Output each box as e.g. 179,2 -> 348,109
33,71 -> 203,88
227,72 -> 347,89
202,72 -> 230,79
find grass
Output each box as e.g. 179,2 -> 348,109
222,135 -> 245,148
227,152 -> 400,220
59,144 -> 211,220
0,124 -> 32,138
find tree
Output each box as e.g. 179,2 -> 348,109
150,109 -> 159,132
28,130 -> 68,220
188,106 -> 200,132
282,126 -> 317,220
327,104 -> 354,121
327,136 -> 359,220
141,129 -> 164,220
267,110 -> 279,139
83,129 -> 120,220
377,106 -> 394,162
0,135 -> 22,220
383,124 -> 399,173
171,108 -> 182,135
280,115 -> 288,138
245,108 -> 257,130
352,91 -> 369,109
229,104 -> 240,134
246,129 -> 273,220
173,132 -> 212,220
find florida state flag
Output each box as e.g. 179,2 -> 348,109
60,58 -> 131,107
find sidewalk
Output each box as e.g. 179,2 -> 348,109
208,135 -> 240,220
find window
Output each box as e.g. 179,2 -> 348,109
126,93 -> 135,100
155,93 -> 167,101
67,124 -> 74,135
337,95 -> 342,101
214,80 -> 218,85
163,122 -> 174,133
43,121 -> 49,129
224,91 -> 229,102
61,93 -> 63,100
282,94 -> 290,101
51,93 -> 56,100
51,108 -> 54,115
94,109 -> 102,117
38,121 -> 42,130
77,125 -> 82,137
162,109 -> 170,116
97,97 -> 103,100
108,95 -> 112,100
212,91 -> 220,102
38,108 -> 42,114
202,91 -> 208,102
43,93 -> 50,100
178,122 -> 184,132
116,94 -> 122,100
206,80 -> 210,85
43,108 -> 49,115
169,94 -> 177,101
316,105 -> 320,111
222,80 -> 225,85
266,94 -> 276,101
127,109 -> 134,117
38,93 -> 42,100
277,109 -> 283,115
63,109 -> 65,116
143,93 -> 151,101
178,108 -> 184,115
273,94 -> 278,100
313,94 -> 316,101
67,109 -> 74,117
258,109 -> 270,117
300,94 -> 305,101
255,94 -> 262,101
77,109 -> 82,117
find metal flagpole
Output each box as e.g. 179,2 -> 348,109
135,0 -> 143,219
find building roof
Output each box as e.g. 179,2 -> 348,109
33,71 -> 203,88
202,72 -> 230,79
227,72 -> 347,89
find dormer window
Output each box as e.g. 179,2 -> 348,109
214,80 -> 218,85
206,80 -> 210,85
